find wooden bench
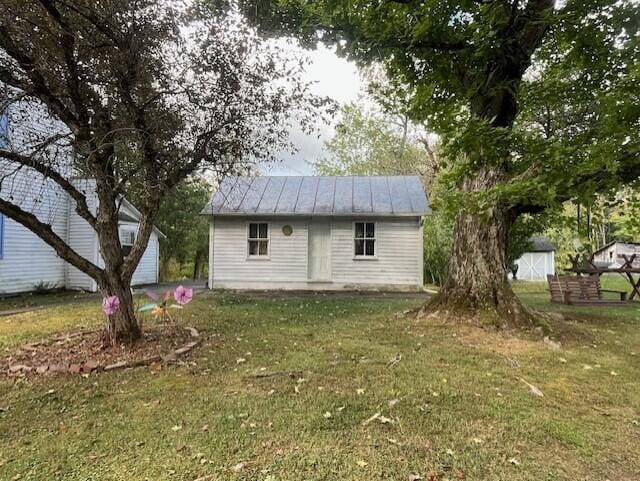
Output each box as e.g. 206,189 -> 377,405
547,274 -> 627,305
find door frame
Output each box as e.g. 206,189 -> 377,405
307,218 -> 332,282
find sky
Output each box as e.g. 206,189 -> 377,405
262,44 -> 365,176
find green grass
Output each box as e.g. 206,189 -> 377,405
1,287 -> 640,480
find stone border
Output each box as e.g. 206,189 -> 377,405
4,327 -> 201,376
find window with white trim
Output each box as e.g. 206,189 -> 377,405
354,222 -> 375,257
248,222 -> 269,257
119,227 -> 136,256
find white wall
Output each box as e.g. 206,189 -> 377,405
514,251 -> 555,281
0,100 -> 72,294
0,101 -> 160,294
210,216 -> 423,290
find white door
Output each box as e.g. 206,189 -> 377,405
308,220 -> 331,281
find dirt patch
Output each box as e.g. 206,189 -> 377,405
1,326 -> 206,377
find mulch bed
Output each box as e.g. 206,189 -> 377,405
1,325 -> 204,377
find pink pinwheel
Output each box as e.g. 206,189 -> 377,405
102,295 -> 120,316
174,285 -> 193,305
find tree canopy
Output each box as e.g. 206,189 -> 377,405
242,0 -> 640,326
0,0 -> 327,342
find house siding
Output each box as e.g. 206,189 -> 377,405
0,172 -> 69,294
0,101 -> 161,295
211,216 -> 423,290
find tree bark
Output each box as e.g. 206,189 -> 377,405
101,274 -> 141,344
427,167 -> 535,328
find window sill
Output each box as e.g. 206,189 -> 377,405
246,256 -> 271,261
353,256 -> 378,261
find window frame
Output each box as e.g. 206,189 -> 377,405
353,221 -> 377,259
119,225 -> 137,257
246,221 -> 270,260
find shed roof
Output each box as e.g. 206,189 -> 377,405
529,236 -> 555,252
201,176 -> 430,217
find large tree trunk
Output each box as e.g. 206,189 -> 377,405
100,273 -> 142,344
427,167 -> 535,328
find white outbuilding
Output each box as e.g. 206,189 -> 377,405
513,236 -> 556,281
201,176 -> 430,291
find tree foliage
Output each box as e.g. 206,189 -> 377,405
242,0 -> 639,325
0,0 -> 327,342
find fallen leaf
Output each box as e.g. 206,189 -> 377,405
379,415 -> 394,424
388,398 -> 400,407
362,412 -> 380,426
232,462 -> 245,472
171,425 -> 182,431
323,411 -> 332,419
508,457 -> 521,466
610,371 -> 618,376
356,388 -> 365,395
175,443 -> 186,452
408,474 -> 423,481
520,378 -> 544,397
356,460 -> 368,468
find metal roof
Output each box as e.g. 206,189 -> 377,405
529,236 -> 555,252
201,176 -> 430,217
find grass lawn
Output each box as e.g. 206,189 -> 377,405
1,284 -> 639,480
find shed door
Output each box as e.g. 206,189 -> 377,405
308,220 -> 331,281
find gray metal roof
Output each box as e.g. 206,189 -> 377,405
529,236 -> 555,252
201,176 -> 430,216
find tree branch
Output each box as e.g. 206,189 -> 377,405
0,197 -> 103,280
0,149 -> 97,228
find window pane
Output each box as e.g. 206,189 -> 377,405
249,240 -> 258,255
258,223 -> 268,239
355,222 -> 364,238
355,239 -> 364,256
259,240 -> 268,255
249,223 -> 258,238
365,239 -> 375,256
365,223 -> 375,238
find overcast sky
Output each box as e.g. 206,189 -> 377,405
262,44 -> 365,176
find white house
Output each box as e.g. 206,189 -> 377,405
0,101 -> 163,295
201,176 -> 430,291
513,236 -> 556,281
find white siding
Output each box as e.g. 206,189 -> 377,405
131,233 -> 159,286
0,173 -> 69,294
65,179 -> 98,291
0,101 -> 160,295
211,216 -> 423,290
0,101 -> 71,295
213,217 -> 308,283
331,218 -> 422,286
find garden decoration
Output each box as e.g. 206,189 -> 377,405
138,285 -> 194,327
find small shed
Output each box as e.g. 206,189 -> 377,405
201,176 -> 430,291
513,236 -> 556,281
593,241 -> 640,267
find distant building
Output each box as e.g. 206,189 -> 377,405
592,241 -> 640,268
512,236 -> 556,281
201,176 -> 430,291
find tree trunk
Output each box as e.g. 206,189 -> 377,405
101,274 -> 142,344
427,167 -> 535,328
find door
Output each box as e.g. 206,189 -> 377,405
308,220 -> 331,281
